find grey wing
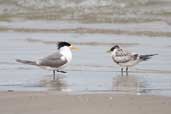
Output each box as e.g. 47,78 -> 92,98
113,49 -> 135,63
39,52 -> 67,68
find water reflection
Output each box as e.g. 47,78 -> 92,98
112,74 -> 148,95
40,74 -> 70,91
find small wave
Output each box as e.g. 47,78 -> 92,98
16,67 -> 35,70
67,65 -> 171,74
67,69 -> 171,74
0,61 -> 17,65
15,0 -> 148,9
135,68 -> 171,74
0,83 -> 43,88
25,38 -> 139,46
1,26 -> 171,37
0,0 -> 170,24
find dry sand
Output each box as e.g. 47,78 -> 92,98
0,92 -> 171,114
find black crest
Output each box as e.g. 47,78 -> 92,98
57,41 -> 71,49
110,45 -> 120,51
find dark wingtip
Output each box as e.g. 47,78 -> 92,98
143,54 -> 158,57
149,54 -> 158,56
16,59 -> 21,62
140,54 -> 158,61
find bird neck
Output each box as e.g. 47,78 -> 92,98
111,49 -> 118,56
59,46 -> 72,62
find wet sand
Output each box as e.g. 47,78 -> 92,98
0,91 -> 171,114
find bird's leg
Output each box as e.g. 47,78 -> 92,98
121,68 -> 124,76
60,71 -> 67,73
56,70 -> 67,73
53,70 -> 56,80
126,67 -> 128,76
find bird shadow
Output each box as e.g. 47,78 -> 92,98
112,74 -> 149,95
40,74 -> 69,91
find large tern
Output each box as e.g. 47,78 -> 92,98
16,41 -> 79,79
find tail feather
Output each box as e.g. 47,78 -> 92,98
16,59 -> 38,66
140,54 -> 158,61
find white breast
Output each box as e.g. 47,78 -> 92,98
59,46 -> 72,63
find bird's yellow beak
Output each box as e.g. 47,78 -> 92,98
70,45 -> 80,50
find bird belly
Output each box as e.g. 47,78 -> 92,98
118,60 -> 139,67
39,63 -> 67,71
39,66 -> 58,71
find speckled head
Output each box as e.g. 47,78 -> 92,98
110,45 -> 120,52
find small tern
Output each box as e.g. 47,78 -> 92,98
107,45 -> 157,75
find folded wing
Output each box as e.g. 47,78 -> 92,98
113,49 -> 138,64
39,52 -> 67,68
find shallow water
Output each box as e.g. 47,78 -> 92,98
0,21 -> 171,96
0,0 -> 171,96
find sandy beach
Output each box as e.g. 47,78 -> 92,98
0,91 -> 171,114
